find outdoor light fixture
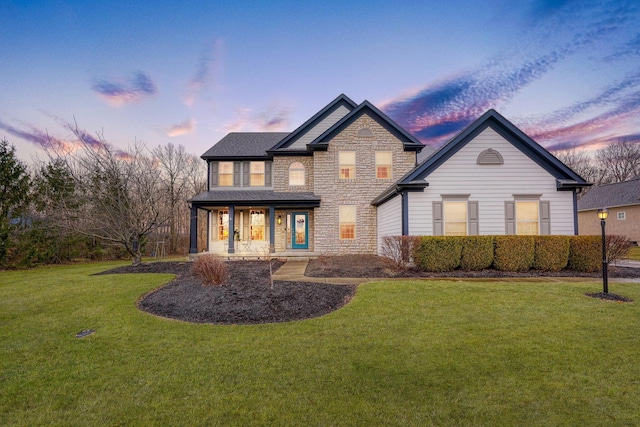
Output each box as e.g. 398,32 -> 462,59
597,208 -> 609,220
598,208 -> 609,294
277,215 -> 282,225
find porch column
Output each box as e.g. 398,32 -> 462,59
401,191 -> 409,236
189,204 -> 198,254
228,205 -> 235,253
269,205 -> 275,253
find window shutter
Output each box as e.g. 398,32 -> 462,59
265,162 -> 272,187
540,201 -> 551,235
210,162 -> 218,187
505,201 -> 515,235
433,201 -> 443,236
468,201 -> 479,235
239,161 -> 247,187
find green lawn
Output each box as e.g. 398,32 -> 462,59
625,246 -> 640,261
1,263 -> 640,426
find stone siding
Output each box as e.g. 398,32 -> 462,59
273,156 -> 314,192
312,113 -> 416,254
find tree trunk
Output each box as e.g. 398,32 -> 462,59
132,251 -> 142,266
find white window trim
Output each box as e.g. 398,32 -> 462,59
617,211 -> 626,220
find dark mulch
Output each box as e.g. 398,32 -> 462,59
585,292 -> 634,302
306,254 -> 640,279
100,261 -> 355,325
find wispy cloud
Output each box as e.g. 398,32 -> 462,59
223,104 -> 290,132
92,71 -> 157,106
0,118 -> 130,158
167,118 -> 196,137
381,0 -> 640,150
0,119 -> 72,152
184,39 -> 223,106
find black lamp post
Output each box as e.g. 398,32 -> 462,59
597,208 -> 609,294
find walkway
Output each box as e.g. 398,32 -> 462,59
272,258 -> 640,284
272,258 -> 363,285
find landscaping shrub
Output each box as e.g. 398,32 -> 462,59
193,254 -> 228,285
533,236 -> 569,271
412,236 -> 462,272
493,235 -> 534,271
381,235 -> 416,270
568,235 -> 601,272
606,234 -> 632,264
459,236 -> 494,270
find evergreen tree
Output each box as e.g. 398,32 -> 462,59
0,139 -> 31,265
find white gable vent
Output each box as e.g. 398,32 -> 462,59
477,148 -> 504,165
357,128 -> 374,137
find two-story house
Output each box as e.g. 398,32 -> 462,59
189,94 -> 590,257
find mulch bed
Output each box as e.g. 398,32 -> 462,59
305,254 -> 640,279
99,261 -> 356,325
98,255 -> 639,325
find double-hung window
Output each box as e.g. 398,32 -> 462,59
515,201 -> 539,235
506,197 -> 550,235
339,205 -> 356,240
375,151 -> 392,179
433,197 -> 478,236
250,162 -> 265,186
339,151 -> 355,179
443,201 -> 468,236
289,162 -> 305,186
218,162 -> 234,187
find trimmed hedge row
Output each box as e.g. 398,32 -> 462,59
410,235 -> 601,272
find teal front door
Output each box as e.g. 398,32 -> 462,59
291,212 -> 308,249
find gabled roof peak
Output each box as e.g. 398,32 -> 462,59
308,97 -> 424,152
268,94 -> 358,152
396,109 -> 590,186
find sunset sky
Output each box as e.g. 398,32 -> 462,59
1,0 -> 638,163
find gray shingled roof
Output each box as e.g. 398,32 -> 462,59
201,132 -> 289,159
190,190 -> 321,205
577,176 -> 640,211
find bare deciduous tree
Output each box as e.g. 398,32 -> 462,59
50,126 -> 170,266
553,144 -> 600,184
152,143 -> 190,254
595,139 -> 640,184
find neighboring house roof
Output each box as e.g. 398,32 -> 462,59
372,109 -> 591,206
190,190 -> 321,207
308,100 -> 425,153
577,176 -> 640,211
268,94 -> 358,154
201,132 -> 289,160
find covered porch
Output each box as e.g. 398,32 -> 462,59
189,190 -> 320,257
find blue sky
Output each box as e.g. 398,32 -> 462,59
1,0 -> 639,163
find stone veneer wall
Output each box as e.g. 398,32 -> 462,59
273,156 -> 314,192
313,113 -> 416,254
